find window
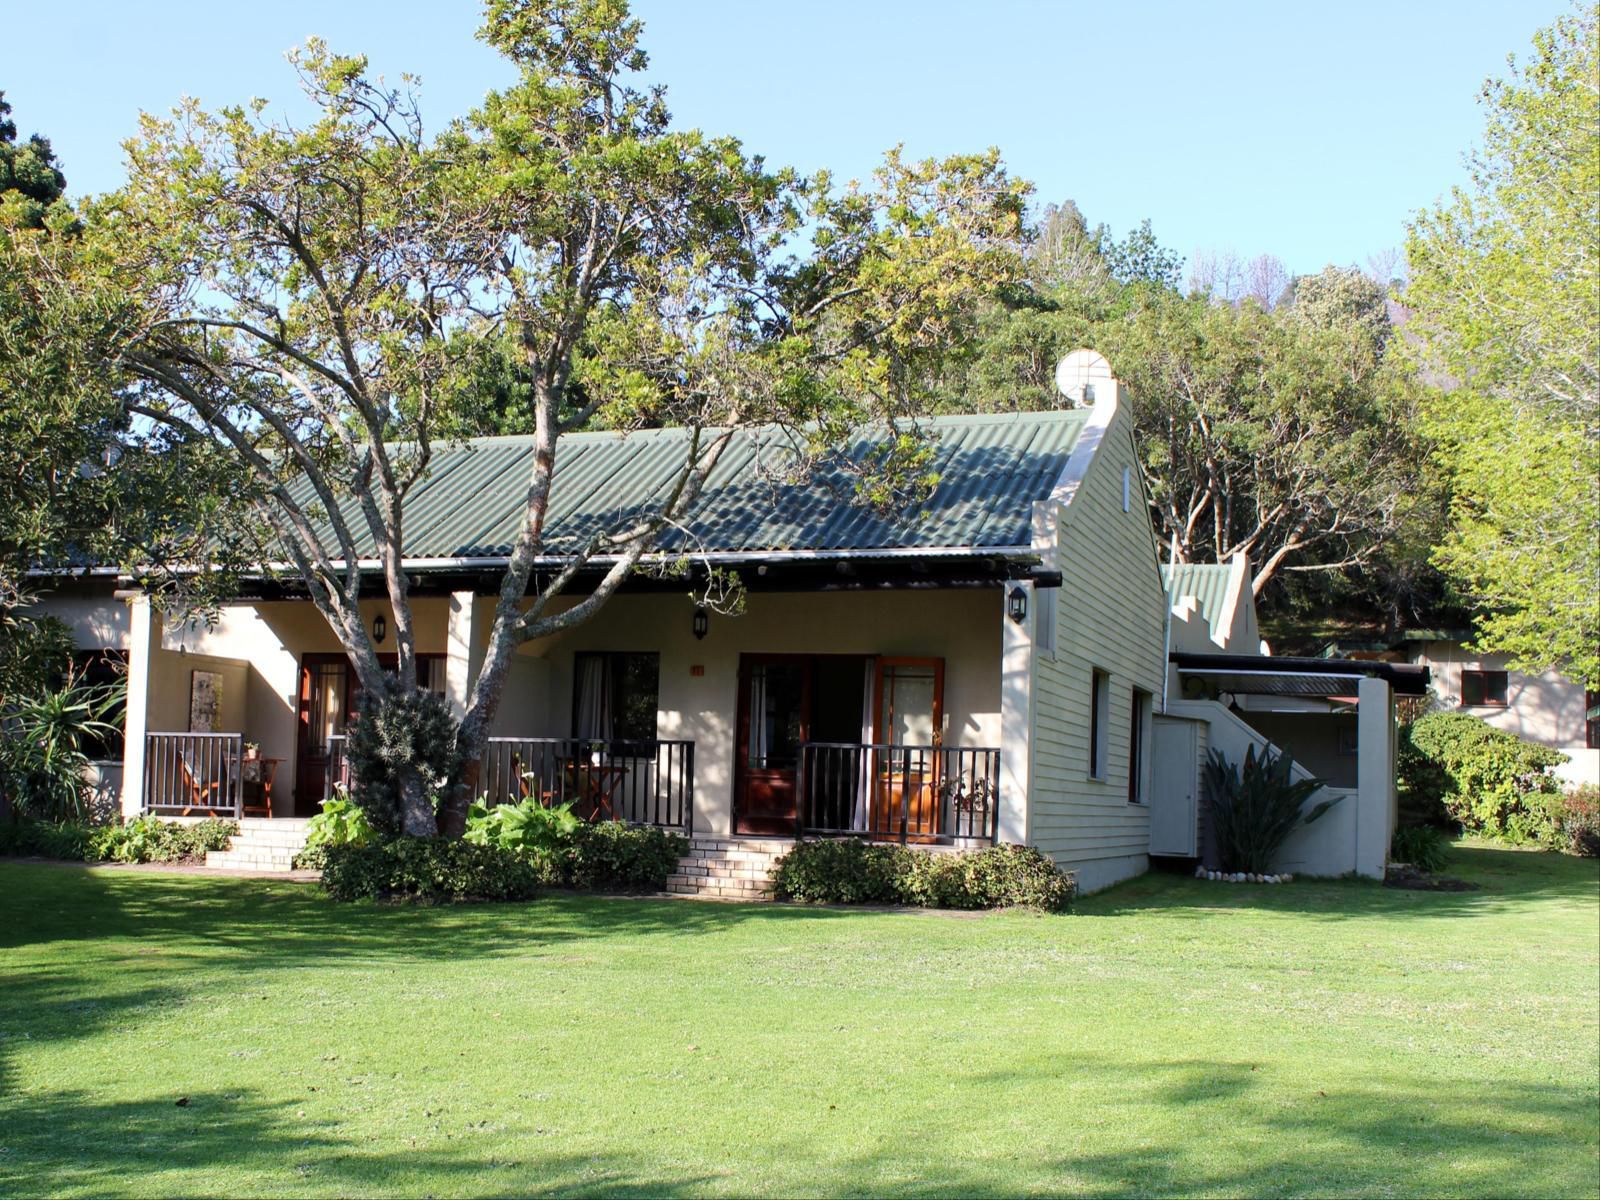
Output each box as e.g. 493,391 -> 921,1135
1089,668 -> 1110,780
1128,688 -> 1151,803
1461,669 -> 1508,707
572,652 -> 660,744
1586,690 -> 1598,751
74,650 -> 128,762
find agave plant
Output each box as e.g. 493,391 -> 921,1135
1203,745 -> 1338,874
0,674 -> 123,823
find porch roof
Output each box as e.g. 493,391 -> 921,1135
292,410 -> 1089,567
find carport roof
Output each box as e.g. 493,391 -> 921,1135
1171,652 -> 1431,697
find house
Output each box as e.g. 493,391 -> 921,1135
1324,632 -> 1598,788
30,353 -> 1422,890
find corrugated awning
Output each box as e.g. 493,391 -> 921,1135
1171,652 -> 1431,697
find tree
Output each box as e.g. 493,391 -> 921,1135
68,0 -> 1026,835
0,92 -> 71,230
936,211 -> 1433,602
1404,7 -> 1599,688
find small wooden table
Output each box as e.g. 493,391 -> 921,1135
241,757 -> 283,819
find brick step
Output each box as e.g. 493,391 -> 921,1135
227,838 -> 310,857
238,818 -> 313,831
205,849 -> 300,870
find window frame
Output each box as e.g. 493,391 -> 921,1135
1089,667 -> 1110,781
1128,688 -> 1152,804
570,650 -> 661,745
1460,668 -> 1509,708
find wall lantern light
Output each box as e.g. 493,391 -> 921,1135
1007,586 -> 1028,625
372,614 -> 388,643
692,607 -> 709,641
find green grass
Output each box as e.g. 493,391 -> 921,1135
2,843 -> 1596,1198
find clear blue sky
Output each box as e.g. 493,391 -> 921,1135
2,0 -> 1560,277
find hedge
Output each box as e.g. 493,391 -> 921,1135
1399,711 -> 1567,844
770,840 -> 1075,912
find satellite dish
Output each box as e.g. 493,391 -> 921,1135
1054,349 -> 1113,406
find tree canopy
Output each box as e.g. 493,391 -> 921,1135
1404,7 -> 1599,688
39,0 -> 1029,834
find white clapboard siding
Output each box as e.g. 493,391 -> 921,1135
1030,407 -> 1169,892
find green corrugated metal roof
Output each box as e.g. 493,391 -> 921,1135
1162,562 -> 1236,643
299,410 -> 1090,563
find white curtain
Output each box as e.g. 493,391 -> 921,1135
748,668 -> 769,766
575,656 -> 612,742
850,658 -> 876,831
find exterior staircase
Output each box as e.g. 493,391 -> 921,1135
204,817 -> 314,873
665,835 -> 794,900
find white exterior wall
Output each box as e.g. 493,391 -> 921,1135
1028,400 -> 1169,894
1412,641 -> 1597,786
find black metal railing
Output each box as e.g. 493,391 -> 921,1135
143,732 -> 244,818
323,734 -> 350,802
798,743 -> 1000,845
480,737 -> 695,832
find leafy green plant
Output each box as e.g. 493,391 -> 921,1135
0,673 -> 123,822
1390,824 -> 1451,874
463,795 -> 580,853
1400,712 -> 1566,843
770,841 -> 1075,912
1203,746 -> 1337,875
560,822 -> 687,892
94,816 -> 236,864
296,790 -> 375,868
770,839 -> 902,904
319,838 -> 540,903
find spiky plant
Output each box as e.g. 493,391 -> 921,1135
1203,745 -> 1338,874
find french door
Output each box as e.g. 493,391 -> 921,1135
732,654 -> 943,836
293,653 -> 446,815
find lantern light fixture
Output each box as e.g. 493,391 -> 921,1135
692,607 -> 709,640
372,614 -> 387,643
1007,586 -> 1028,625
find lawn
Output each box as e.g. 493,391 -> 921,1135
2,843 -> 1596,1198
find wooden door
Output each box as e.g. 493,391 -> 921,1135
734,656 -> 811,835
296,654 -> 357,815
1149,716 -> 1200,857
870,657 -> 945,840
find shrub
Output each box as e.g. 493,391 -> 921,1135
1390,824 -> 1451,873
464,796 -> 580,854
1203,746 -> 1338,874
1558,785 -> 1599,857
561,821 -> 688,892
95,816 -> 237,864
0,817 -> 94,860
319,838 -> 540,903
344,680 -> 460,836
1400,712 -> 1566,843
770,840 -> 1075,913
770,838 -> 902,904
295,791 -> 375,869
0,816 -> 236,863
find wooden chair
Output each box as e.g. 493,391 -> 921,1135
176,749 -> 229,816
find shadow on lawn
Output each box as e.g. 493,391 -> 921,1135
1082,842 -> 1599,923
4,1063 -> 1593,1198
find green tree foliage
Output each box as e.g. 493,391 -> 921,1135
35,0 -> 1027,835
1404,8 -> 1599,688
944,222 -> 1435,604
0,92 -> 71,230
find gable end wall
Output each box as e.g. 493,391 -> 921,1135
1028,408 -> 1169,893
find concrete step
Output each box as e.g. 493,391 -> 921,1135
238,817 -> 312,831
